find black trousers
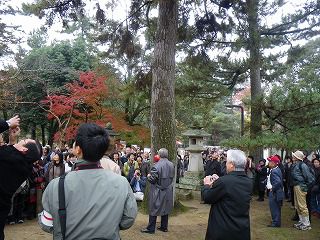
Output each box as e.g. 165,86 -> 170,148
258,190 -> 265,200
147,214 -> 168,231
7,193 -> 25,222
284,181 -> 289,199
0,208 -> 10,240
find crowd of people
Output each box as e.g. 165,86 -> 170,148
1,115 -> 320,240
0,116 -> 176,240
1,139 -> 157,227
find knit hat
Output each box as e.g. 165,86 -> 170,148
154,154 -> 160,162
267,155 -> 280,164
292,150 -> 304,161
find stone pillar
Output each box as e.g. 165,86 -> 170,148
176,128 -> 210,200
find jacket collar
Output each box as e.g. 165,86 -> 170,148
73,159 -> 100,169
228,171 -> 246,176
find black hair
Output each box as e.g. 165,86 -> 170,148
259,158 -> 266,163
312,158 -> 320,164
25,140 -> 43,164
109,151 -> 120,160
285,155 -> 292,161
53,152 -> 64,162
247,155 -> 254,161
75,123 -> 110,162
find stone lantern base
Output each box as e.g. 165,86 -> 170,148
176,171 -> 204,200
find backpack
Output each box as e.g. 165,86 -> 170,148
298,162 -> 315,191
16,179 -> 30,195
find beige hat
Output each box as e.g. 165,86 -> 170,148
292,150 -> 305,161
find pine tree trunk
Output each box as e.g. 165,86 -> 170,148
150,0 -> 178,162
247,0 -> 263,162
139,0 -> 178,212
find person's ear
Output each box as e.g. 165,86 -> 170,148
74,145 -> 82,157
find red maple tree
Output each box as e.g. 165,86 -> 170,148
41,71 -> 149,146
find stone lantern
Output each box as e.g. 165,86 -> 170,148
176,126 -> 211,200
105,122 -> 120,151
105,122 -> 119,139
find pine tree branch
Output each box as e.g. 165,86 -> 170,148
261,24 -> 320,36
114,1 -> 153,34
263,109 -> 289,130
261,7 -> 320,35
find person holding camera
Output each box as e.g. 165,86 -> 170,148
202,149 -> 252,240
205,151 -> 222,177
0,125 -> 42,240
130,169 -> 146,201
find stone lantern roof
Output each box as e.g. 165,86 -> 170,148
182,126 -> 211,152
105,122 -> 119,137
182,128 -> 211,138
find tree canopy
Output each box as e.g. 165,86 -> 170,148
0,0 -> 320,153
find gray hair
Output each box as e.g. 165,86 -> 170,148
227,149 -> 247,171
158,148 -> 168,159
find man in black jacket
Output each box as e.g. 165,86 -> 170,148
0,125 -> 42,240
202,149 -> 252,240
205,151 -> 222,177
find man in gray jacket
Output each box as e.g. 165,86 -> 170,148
291,150 -> 314,231
141,148 -> 175,234
39,123 -> 137,240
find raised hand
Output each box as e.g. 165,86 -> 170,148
7,115 -> 20,128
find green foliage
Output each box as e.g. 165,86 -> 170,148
224,37 -> 320,151
27,28 -> 47,49
22,0 -> 84,27
0,1 -> 21,58
15,0 -> 320,152
11,38 -> 96,142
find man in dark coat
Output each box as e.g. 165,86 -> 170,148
141,148 -> 175,234
266,155 -> 284,227
205,151 -> 222,177
0,127 -> 42,240
255,159 -> 268,201
202,149 -> 252,240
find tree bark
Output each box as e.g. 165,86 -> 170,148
151,0 -> 178,162
247,0 -> 263,161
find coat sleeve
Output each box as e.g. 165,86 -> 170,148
123,163 -> 129,176
139,177 -> 147,188
130,177 -> 136,188
38,181 -> 54,233
119,183 -> 138,230
202,179 -> 227,205
0,119 -> 9,133
301,163 -> 314,185
271,169 -> 282,192
147,166 -> 159,184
